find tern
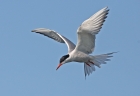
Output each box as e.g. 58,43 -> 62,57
32,7 -> 116,77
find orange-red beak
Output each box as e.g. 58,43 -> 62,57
56,64 -> 62,70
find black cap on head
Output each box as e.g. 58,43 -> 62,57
60,54 -> 69,63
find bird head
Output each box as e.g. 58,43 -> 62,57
56,54 -> 70,70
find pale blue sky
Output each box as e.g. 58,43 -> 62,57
0,0 -> 140,96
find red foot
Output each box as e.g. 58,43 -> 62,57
88,60 -> 94,64
85,63 -> 91,67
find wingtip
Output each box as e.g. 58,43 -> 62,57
104,6 -> 108,9
31,30 -> 35,32
103,6 -> 109,11
112,51 -> 119,54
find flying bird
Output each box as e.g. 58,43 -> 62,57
32,7 -> 116,77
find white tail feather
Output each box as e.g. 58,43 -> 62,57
84,52 -> 116,77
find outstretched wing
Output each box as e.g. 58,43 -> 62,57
32,28 -> 75,53
75,7 -> 109,54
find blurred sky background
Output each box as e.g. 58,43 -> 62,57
0,0 -> 140,96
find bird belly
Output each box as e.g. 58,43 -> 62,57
73,57 -> 88,62
70,51 -> 90,63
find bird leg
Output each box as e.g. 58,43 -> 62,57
88,60 -> 94,64
89,60 -> 101,68
85,63 -> 91,67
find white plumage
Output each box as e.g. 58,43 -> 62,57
32,7 -> 116,77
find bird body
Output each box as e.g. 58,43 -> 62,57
68,50 -> 93,63
32,7 -> 116,77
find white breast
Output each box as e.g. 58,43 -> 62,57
70,50 -> 91,62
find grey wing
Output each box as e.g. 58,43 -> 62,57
32,28 -> 76,53
36,30 -> 65,43
56,33 -> 76,53
75,7 -> 109,54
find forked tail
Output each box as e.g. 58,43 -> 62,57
84,52 -> 117,78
